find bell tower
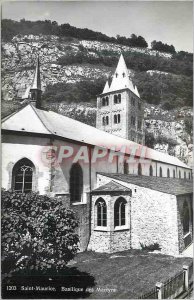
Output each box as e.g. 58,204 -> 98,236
96,54 -> 145,145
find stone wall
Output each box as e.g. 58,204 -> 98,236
176,195 -> 193,253
96,174 -> 181,255
88,193 -> 131,253
71,199 -> 91,252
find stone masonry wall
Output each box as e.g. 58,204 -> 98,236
97,174 -> 180,255
88,193 -> 131,253
176,195 -> 193,253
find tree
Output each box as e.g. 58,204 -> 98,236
151,40 -> 176,54
2,190 -> 79,277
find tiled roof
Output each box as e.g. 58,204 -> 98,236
2,104 -> 191,169
98,173 -> 193,196
92,180 -> 132,193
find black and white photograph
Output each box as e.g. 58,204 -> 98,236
1,0 -> 193,299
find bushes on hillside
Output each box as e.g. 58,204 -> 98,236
134,72 -> 192,107
145,130 -> 178,149
2,190 -> 79,277
151,40 -> 176,54
57,50 -> 192,77
42,79 -> 105,104
2,19 -> 149,49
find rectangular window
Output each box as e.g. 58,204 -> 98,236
138,121 -> 141,129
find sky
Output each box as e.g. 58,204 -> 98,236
2,0 -> 193,52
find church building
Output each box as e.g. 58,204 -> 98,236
2,54 -> 193,256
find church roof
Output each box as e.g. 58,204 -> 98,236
30,56 -> 41,90
107,54 -> 139,97
2,104 -> 190,169
92,180 -> 132,193
98,173 -> 193,196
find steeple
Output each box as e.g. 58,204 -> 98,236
30,56 -> 42,108
108,53 -> 139,97
96,53 -> 144,145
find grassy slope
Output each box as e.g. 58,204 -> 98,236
69,250 -> 192,299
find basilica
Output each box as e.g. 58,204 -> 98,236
2,54 -> 193,256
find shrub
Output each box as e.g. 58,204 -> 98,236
140,242 -> 161,251
2,190 -> 79,277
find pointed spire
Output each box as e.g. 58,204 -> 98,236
103,80 -> 110,93
108,53 -> 139,97
134,85 -> 140,97
29,56 -> 42,108
31,55 -> 41,90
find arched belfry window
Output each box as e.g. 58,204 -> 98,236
138,163 -> 142,175
173,169 -> 176,178
12,158 -> 34,193
159,167 -> 163,177
167,168 -> 170,178
182,201 -> 190,235
96,198 -> 107,227
114,197 -> 127,227
179,170 -> 181,179
149,165 -> 153,176
70,163 -> 83,203
114,95 -> 118,104
184,171 -> 186,179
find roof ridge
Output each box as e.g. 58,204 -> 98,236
30,105 -> 53,135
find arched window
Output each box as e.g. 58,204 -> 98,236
124,161 -> 128,174
114,114 -> 121,124
149,165 -> 153,176
70,163 -> 83,203
173,169 -> 176,178
105,96 -> 109,106
114,94 -> 118,104
96,198 -> 107,227
167,168 -> 170,178
114,197 -> 127,227
179,170 -> 181,179
106,116 -> 109,125
118,94 -> 121,103
159,167 -> 162,177
184,171 -> 186,179
102,98 -> 106,106
138,163 -> 142,175
182,201 -> 190,235
12,158 -> 34,193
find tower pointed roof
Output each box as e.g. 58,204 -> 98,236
103,80 -> 110,93
108,54 -> 139,97
30,56 -> 41,90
